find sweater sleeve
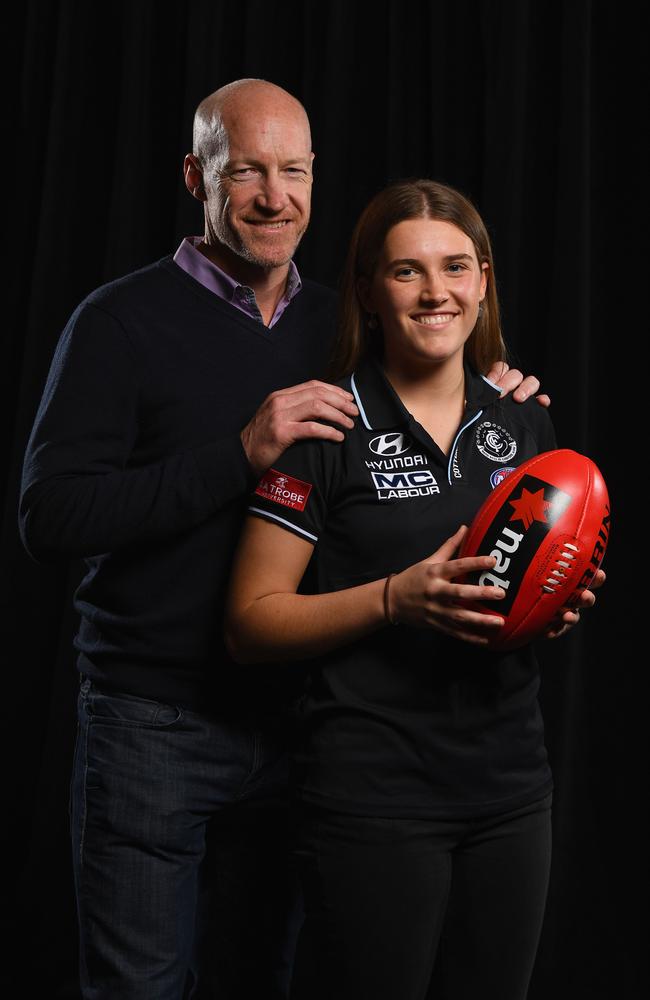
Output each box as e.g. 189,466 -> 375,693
19,302 -> 256,562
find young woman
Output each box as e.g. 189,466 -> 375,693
225,180 -> 601,1000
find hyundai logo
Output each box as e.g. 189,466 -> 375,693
369,433 -> 411,456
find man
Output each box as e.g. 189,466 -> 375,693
19,79 -> 545,999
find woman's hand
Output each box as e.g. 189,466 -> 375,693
387,526 -> 508,645
541,569 -> 607,640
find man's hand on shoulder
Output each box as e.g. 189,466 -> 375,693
241,381 -> 359,477
486,362 -> 551,408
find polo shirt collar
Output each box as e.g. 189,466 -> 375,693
350,354 -> 502,431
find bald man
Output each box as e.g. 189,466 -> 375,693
19,79 -> 545,999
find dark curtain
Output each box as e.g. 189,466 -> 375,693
3,1 -> 641,996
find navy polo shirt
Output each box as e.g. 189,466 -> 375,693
249,355 -> 557,819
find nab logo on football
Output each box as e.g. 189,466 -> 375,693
475,474 -> 572,613
459,449 -> 610,650
369,433 -> 411,457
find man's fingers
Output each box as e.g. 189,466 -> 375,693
289,421 -> 346,443
241,382 -> 360,475
485,367 -> 550,406
270,380 -> 357,404
510,373 -> 540,400
489,365 -> 527,397
485,361 -> 510,384
285,396 -> 357,430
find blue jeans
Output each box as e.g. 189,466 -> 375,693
70,677 -> 302,999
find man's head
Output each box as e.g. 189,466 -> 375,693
184,79 -> 314,276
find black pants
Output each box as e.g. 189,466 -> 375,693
290,794 -> 552,1000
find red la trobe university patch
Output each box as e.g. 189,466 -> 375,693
254,468 -> 313,511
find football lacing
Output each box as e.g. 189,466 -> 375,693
542,542 -> 578,593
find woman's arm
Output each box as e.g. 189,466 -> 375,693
225,517 -> 386,662
225,518 -> 508,663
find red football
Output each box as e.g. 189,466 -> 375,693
458,449 -> 610,650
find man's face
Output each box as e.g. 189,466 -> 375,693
203,106 -> 314,271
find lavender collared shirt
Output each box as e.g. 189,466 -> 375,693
173,237 -> 302,328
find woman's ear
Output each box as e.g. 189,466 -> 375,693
479,261 -> 489,300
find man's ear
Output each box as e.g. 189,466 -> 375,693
183,154 -> 207,202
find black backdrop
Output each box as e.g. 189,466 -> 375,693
3,1 -> 643,996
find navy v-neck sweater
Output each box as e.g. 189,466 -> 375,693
20,257 -> 337,710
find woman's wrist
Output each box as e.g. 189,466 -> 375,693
383,573 -> 399,625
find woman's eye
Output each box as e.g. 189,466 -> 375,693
395,267 -> 417,278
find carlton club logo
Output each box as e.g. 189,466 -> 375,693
254,469 -> 313,512
476,422 -> 517,463
368,433 -> 411,457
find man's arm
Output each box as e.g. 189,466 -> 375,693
19,303 -> 248,561
19,303 -> 357,562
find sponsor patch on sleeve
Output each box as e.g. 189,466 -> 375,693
254,469 -> 313,512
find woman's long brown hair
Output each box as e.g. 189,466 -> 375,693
330,179 -> 507,379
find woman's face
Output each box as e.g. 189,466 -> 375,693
361,218 -> 488,374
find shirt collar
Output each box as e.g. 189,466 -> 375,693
173,237 -> 302,325
350,354 -> 502,431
